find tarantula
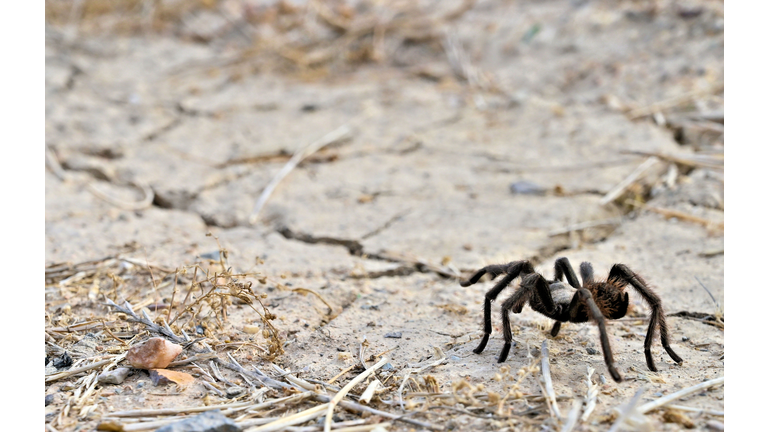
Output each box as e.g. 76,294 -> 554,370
460,258 -> 683,382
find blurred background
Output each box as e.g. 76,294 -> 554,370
45,0 -> 723,268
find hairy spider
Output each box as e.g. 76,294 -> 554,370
460,257 -> 683,382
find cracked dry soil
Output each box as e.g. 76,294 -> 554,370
46,1 -> 723,431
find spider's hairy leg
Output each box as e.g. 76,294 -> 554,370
496,273 -> 556,363
573,288 -> 623,382
579,262 -> 595,284
550,321 -> 562,337
554,257 -> 581,287
608,264 -> 684,371
523,272 -> 556,314
461,261 -> 535,354
459,264 -> 508,287
498,282 -> 535,362
473,272 -> 517,354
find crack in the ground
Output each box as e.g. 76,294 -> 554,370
143,116 -> 184,142
277,226 -> 366,256
276,226 -> 460,279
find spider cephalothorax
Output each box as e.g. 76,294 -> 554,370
460,257 -> 683,382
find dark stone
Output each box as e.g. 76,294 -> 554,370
155,410 -> 241,432
384,332 -> 402,338
509,181 -> 547,196
52,352 -> 73,369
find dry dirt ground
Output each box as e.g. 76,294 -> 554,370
45,1 -> 724,431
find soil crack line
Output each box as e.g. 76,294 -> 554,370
276,226 -> 459,279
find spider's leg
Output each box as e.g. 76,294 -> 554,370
550,321 -> 562,337
574,288 -> 623,382
608,264 -> 684,371
464,261 -> 535,354
460,264 -> 508,287
579,262 -> 595,285
525,272 -> 557,314
473,273 -> 517,354
498,283 -> 537,362
495,273 -> 557,363
554,257 -> 581,287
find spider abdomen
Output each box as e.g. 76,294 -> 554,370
588,282 -> 629,320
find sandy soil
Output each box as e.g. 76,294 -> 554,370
45,1 -> 723,431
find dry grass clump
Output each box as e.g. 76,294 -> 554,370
45,0 -> 219,34
45,0 -> 482,77
47,236 -> 283,359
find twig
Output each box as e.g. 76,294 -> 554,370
45,358 -> 115,383
325,357 -> 389,432
548,218 -> 623,237
46,320 -> 118,333
561,398 -> 583,432
599,157 -> 659,205
329,364 -> 359,385
694,276 -> 721,310
626,90 -> 713,120
637,376 -> 724,414
358,380 -> 382,404
665,404 -> 724,416
398,346 -> 447,409
219,358 -> 292,391
581,367 -> 598,422
110,400 -> 258,417
167,352 -> 218,367
105,299 -> 187,344
607,386 -> 646,432
246,403 -> 330,432
249,119 -> 357,224
291,287 -> 333,314
539,340 -> 561,419
271,364 -> 317,392
268,367 -> 441,430
85,180 -> 154,211
622,150 -> 723,171
643,205 -> 724,231
313,394 -> 441,431
167,269 -> 179,323
244,394 -> 314,415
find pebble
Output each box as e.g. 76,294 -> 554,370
127,337 -> 183,369
509,181 -> 547,196
98,367 -> 131,385
382,363 -> 394,371
45,394 -> 54,406
155,410 -> 241,432
243,325 -> 260,334
586,347 -> 598,355
384,332 -> 402,339
705,420 -> 725,431
149,369 -> 195,387
199,251 -> 223,261
50,352 -> 73,370
226,386 -> 246,399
